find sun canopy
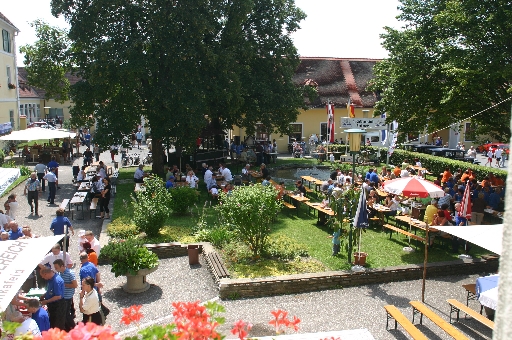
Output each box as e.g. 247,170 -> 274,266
0,235 -> 64,312
435,224 -> 503,255
383,176 -> 445,198
0,128 -> 76,141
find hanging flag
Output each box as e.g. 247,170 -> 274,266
459,181 -> 472,219
387,121 -> 399,157
353,189 -> 369,229
347,98 -> 355,118
381,112 -> 387,146
326,103 -> 335,143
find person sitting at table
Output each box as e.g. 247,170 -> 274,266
262,176 -> 271,186
223,183 -> 233,195
439,203 -> 454,224
209,185 -> 219,199
185,170 -> 199,189
393,165 -> 401,178
77,166 -> 87,182
384,194 -> 400,216
134,164 -> 145,183
414,158 -> 422,168
369,169 -> 380,185
97,165 -> 107,180
386,168 -> 395,180
380,166 -> 387,178
295,180 -> 306,197
220,164 -> 233,182
428,210 -> 450,248
260,163 -> 269,179
83,148 -> 93,166
366,190 -> 380,217
401,159 -> 410,169
166,175 -> 175,189
424,200 -> 438,224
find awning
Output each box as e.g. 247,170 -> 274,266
0,128 -> 76,141
435,224 -> 503,255
0,235 -> 64,312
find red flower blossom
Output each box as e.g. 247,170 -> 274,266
269,309 -> 300,334
231,320 -> 252,340
121,305 -> 143,325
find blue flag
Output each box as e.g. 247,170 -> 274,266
353,189 -> 369,229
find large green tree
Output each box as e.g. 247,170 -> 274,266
23,0 -> 306,175
369,0 -> 512,142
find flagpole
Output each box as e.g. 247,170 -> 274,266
386,123 -> 391,167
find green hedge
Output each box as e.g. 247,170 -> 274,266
386,149 -> 507,180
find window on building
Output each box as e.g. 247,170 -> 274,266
36,104 -> 40,118
288,123 -> 302,143
2,30 -> 10,53
255,123 -> 270,141
320,123 -> 327,142
6,65 -> 11,85
9,110 -> 14,128
464,122 -> 474,142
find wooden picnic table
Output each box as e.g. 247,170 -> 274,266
300,176 -> 318,189
376,189 -> 388,197
70,192 -> 88,220
369,203 -> 392,226
305,202 -> 335,224
77,182 -> 92,192
395,215 -> 439,234
285,192 -> 310,213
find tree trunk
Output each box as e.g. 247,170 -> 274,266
151,139 -> 165,177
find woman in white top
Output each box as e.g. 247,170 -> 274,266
77,166 -> 87,182
185,171 -> 199,188
79,276 -> 102,325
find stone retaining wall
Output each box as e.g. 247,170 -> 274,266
140,243 -> 498,300
218,257 -> 498,299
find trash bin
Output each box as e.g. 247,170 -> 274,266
188,245 -> 199,265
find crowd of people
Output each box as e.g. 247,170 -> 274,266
3,228 -> 104,336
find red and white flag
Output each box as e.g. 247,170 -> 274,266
326,103 -> 335,143
459,181 -> 472,220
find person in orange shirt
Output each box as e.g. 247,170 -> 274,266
441,167 -> 452,185
274,181 -> 285,200
489,173 -> 498,186
494,177 -> 505,186
468,169 -> 476,181
393,165 -> 401,178
460,170 -> 470,183
83,242 -> 98,266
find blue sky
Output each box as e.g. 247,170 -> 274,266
2,0 -> 401,65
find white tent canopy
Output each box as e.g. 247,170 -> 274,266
0,128 -> 76,141
435,224 -> 503,255
0,235 -> 64,312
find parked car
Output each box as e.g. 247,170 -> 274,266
27,121 -> 55,129
477,143 -> 509,155
411,145 -> 440,154
429,148 -> 480,164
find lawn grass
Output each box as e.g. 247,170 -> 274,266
110,161 -> 491,277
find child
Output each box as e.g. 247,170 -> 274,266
78,230 -> 87,253
26,299 -> 50,332
328,229 -> 341,256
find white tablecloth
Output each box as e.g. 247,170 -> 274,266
479,286 -> 498,310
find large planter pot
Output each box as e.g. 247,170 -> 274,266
123,265 -> 158,293
353,252 -> 367,266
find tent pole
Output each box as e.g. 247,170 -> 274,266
422,224 -> 429,302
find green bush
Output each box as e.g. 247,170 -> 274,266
99,238 -> 159,276
107,217 -> 140,239
169,186 -> 198,215
221,241 -> 253,264
263,235 -> 308,260
194,226 -> 237,248
18,166 -> 31,176
0,149 -> 5,166
216,184 -> 282,257
132,175 -> 172,237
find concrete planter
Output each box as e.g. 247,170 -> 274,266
123,265 -> 158,293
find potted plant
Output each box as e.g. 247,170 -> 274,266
99,238 -> 159,293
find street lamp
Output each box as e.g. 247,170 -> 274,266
343,128 -> 366,264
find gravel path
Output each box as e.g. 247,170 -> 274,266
10,146 -> 493,339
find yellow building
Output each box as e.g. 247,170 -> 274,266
0,13 -> 19,131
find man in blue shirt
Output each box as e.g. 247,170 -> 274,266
79,252 -> 102,289
50,208 -> 74,249
165,176 -> 175,189
54,259 -> 77,331
369,169 -> 380,185
27,299 -> 50,332
43,168 -> 58,205
40,268 -> 66,330
47,156 -> 60,190
8,222 -> 23,240
487,188 -> 502,211
84,130 -> 91,148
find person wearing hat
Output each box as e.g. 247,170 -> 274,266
133,164 -> 145,183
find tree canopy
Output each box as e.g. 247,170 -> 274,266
22,0 -> 307,173
369,0 -> 512,142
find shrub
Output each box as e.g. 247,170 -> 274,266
99,238 -> 159,276
107,217 -> 139,239
263,235 -> 308,260
18,165 -> 31,176
216,184 -> 282,257
221,241 -> 253,264
132,175 -> 172,237
169,186 -> 198,215
194,226 -> 237,248
0,149 -> 5,166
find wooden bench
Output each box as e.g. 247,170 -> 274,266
89,198 -> 99,218
383,224 -> 426,245
283,201 -> 296,210
409,301 -> 469,340
384,305 -> 428,340
447,299 -> 494,330
204,251 -> 230,282
59,199 -> 70,211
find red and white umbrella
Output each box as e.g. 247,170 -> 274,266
383,176 -> 444,198
459,181 -> 472,219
